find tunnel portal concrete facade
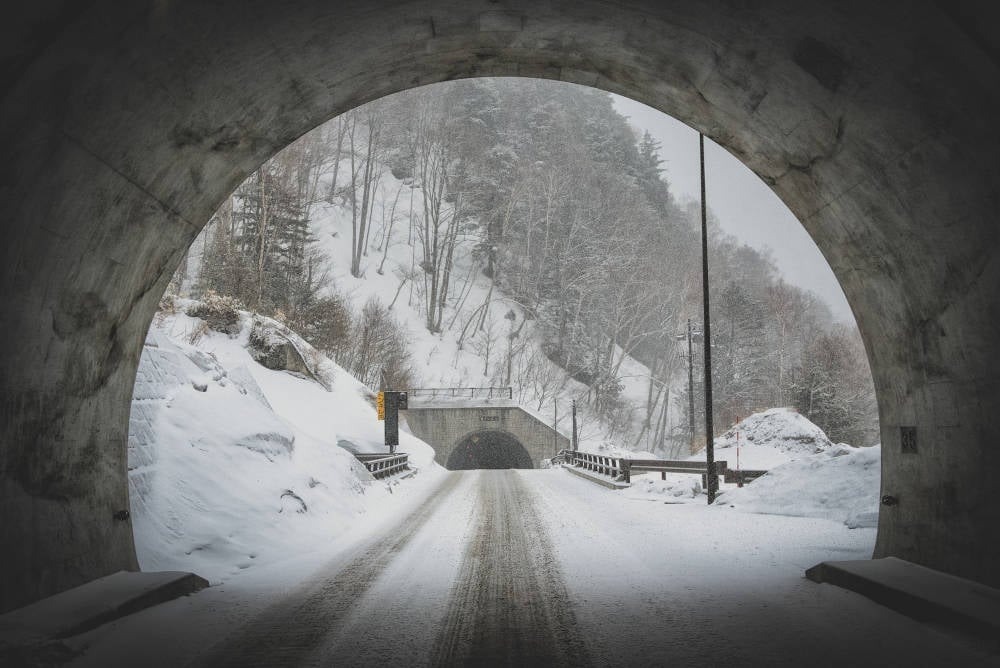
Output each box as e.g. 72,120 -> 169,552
404,405 -> 569,469
1,2 -> 999,611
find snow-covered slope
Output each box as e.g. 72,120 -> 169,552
307,171 -> 679,453
128,304 -> 441,584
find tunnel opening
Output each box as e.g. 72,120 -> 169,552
446,431 -> 534,470
113,76 -> 883,606
3,1 -> 999,615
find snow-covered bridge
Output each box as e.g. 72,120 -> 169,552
402,389 -> 570,469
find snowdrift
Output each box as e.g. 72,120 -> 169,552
128,303 -> 440,584
621,408 -> 880,527
715,444 -> 880,528
712,407 -> 833,468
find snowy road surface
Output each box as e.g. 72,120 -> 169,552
71,469 -> 994,667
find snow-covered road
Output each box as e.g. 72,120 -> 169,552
190,470 -> 589,667
72,469 -> 993,667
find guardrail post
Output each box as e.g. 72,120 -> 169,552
621,459 -> 631,484
715,460 -> 727,488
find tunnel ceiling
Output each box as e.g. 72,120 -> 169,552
1,1 -> 999,612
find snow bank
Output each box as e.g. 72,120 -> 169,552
688,407 -> 836,470
129,304 -> 441,584
715,444 -> 881,528
618,408 -> 880,527
622,474 -> 703,502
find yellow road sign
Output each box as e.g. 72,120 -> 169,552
376,391 -> 385,420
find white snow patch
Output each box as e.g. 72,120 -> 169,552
615,408 -> 879,527
716,444 -> 882,527
716,406 -> 833,454
129,306 -> 442,585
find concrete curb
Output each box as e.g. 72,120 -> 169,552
561,464 -> 630,490
806,557 -> 1000,643
0,570 -> 209,648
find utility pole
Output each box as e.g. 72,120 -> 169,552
699,133 -> 718,504
572,399 -> 578,451
408,184 -> 414,246
687,318 -> 695,445
408,185 -> 416,306
553,400 -> 558,455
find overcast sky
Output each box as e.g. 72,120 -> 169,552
611,95 -> 854,324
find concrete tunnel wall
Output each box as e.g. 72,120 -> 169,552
403,406 -> 570,469
0,1 -> 998,611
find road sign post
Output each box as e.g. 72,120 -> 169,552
382,391 -> 408,452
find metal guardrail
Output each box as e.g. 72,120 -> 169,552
564,450 -> 629,480
354,452 -> 410,479
559,449 -> 764,486
629,458 -> 727,484
401,386 -> 513,400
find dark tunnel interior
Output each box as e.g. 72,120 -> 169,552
446,431 -> 534,470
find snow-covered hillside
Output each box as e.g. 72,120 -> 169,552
305,170 -> 680,453
174,80 -> 879,463
128,301 -> 441,584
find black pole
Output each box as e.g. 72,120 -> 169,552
687,318 -> 695,444
699,134 -> 718,504
553,400 -> 558,455
572,399 -> 578,451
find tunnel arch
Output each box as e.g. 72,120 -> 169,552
446,430 -> 534,470
1,2 -> 998,611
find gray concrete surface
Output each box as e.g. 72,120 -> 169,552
404,405 -> 570,468
807,557 -> 1000,642
1,1 -> 998,612
0,570 -> 207,651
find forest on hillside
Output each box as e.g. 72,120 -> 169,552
169,78 -> 879,450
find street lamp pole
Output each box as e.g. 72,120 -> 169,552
699,133 -> 718,504
687,318 -> 695,444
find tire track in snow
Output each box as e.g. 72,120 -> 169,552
190,472 -> 463,668
428,470 -> 590,667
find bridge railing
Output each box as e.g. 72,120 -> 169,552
560,449 -> 629,481
559,449 -> 764,487
353,452 -> 410,479
402,386 -> 513,400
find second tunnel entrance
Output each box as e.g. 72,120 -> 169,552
446,431 -> 534,470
